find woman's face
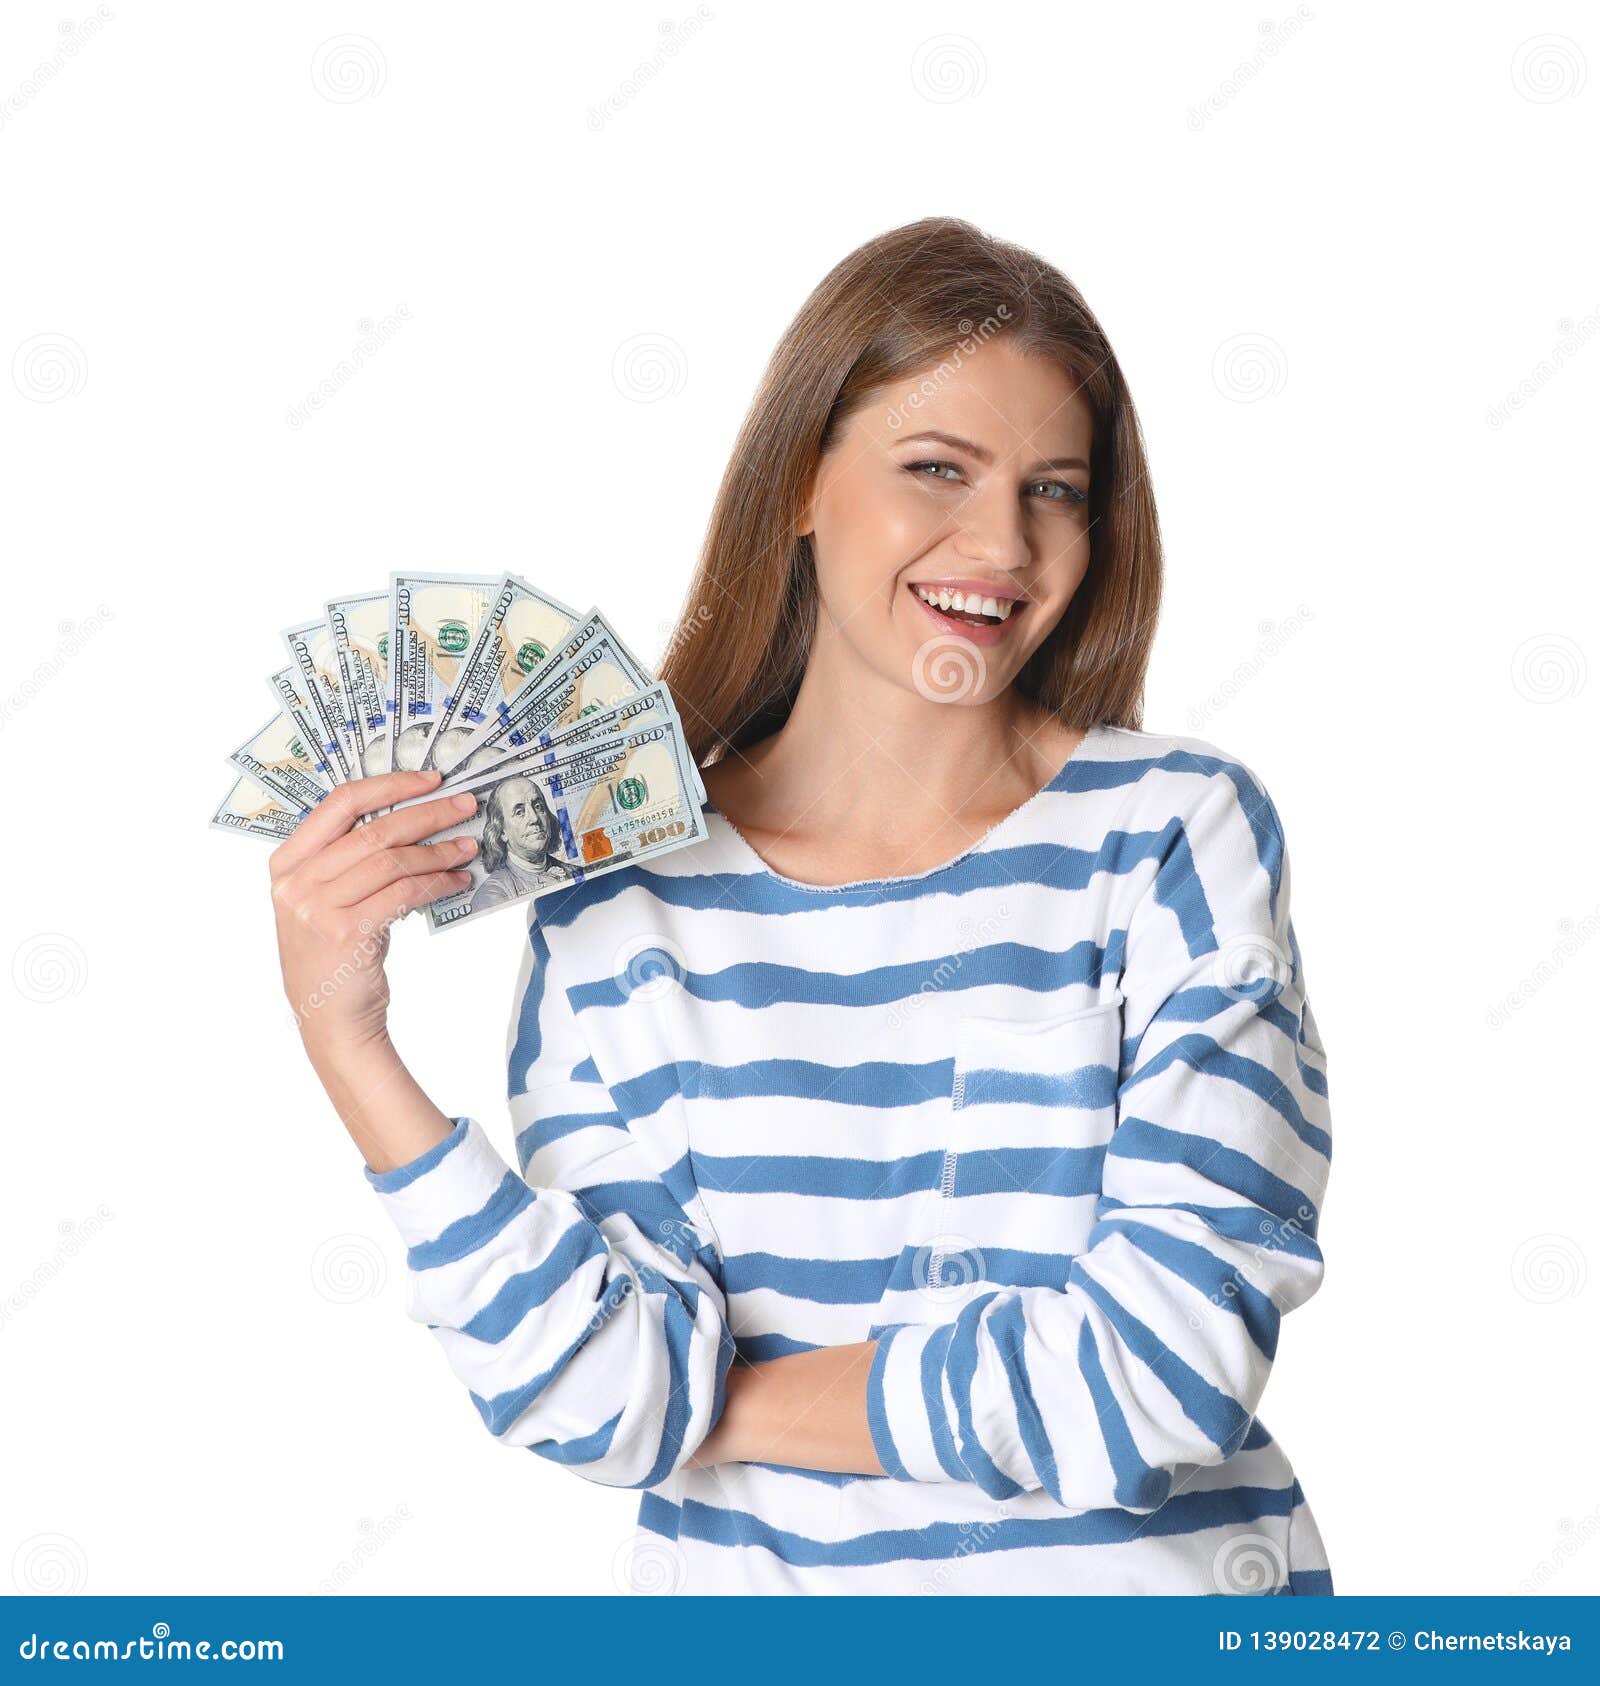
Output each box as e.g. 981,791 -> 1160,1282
798,337 -> 1094,705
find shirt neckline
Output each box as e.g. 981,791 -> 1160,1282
704,722 -> 1106,894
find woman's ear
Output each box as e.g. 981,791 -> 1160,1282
791,464 -> 819,542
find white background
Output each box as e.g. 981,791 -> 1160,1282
2,0 -> 1596,1598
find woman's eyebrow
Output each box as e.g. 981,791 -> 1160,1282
895,429 -> 1087,474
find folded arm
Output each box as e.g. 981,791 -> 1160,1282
695,768 -> 1332,1508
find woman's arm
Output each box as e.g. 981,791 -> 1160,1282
271,770 -> 736,1485
688,1343 -> 884,1474
860,769 -> 1331,1508
272,767 -> 478,1173
696,768 -> 1331,1502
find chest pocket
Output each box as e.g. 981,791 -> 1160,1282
868,995 -> 1127,1319
947,992 -> 1125,1197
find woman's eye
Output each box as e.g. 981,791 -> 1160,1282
1026,478 -> 1088,504
904,460 -> 964,484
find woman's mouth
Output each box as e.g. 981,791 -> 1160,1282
905,581 -> 1026,645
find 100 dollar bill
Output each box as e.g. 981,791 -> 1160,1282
393,711 -> 707,932
326,589 -> 391,779
423,572 -> 579,775
226,702 -> 331,814
211,774 -> 299,840
442,680 -> 681,784
450,608 -> 705,802
282,618 -> 354,783
386,571 -> 498,774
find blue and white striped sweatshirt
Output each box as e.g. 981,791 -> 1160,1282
364,723 -> 1335,1594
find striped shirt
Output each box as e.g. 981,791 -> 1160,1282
365,722 -> 1335,1594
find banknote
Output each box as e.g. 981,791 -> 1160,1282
225,704 -> 332,814
283,618 -> 355,783
267,667 -> 339,785
325,589 -> 391,779
442,679 -> 681,785
449,608 -> 705,802
422,572 -> 579,775
211,775 -> 299,840
386,572 -> 499,775
391,711 -> 708,932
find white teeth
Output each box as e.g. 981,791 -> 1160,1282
911,584 -> 1016,622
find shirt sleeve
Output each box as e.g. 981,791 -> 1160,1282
363,918 -> 735,1488
865,763 -> 1332,1510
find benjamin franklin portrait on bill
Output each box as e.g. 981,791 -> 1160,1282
469,775 -> 580,910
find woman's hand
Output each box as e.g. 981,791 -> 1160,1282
267,767 -> 483,1175
685,1345 -> 884,1475
268,768 -> 479,1057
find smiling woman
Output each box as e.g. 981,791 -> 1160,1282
288,216 -> 1334,1596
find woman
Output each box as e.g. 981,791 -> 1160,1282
270,216 -> 1335,1595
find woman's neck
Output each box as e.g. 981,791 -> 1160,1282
705,639 -> 1082,876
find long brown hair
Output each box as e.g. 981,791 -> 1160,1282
658,215 -> 1163,766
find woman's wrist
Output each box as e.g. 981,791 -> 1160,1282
693,1345 -> 883,1475
302,1027 -> 455,1176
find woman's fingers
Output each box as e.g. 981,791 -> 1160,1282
350,868 -> 475,934
269,769 -> 445,878
329,836 -> 479,908
302,789 -> 480,885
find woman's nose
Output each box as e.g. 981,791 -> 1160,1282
954,483 -> 1031,573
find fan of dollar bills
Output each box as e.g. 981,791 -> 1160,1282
210,572 -> 709,932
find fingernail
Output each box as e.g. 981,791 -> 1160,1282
452,793 -> 476,813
